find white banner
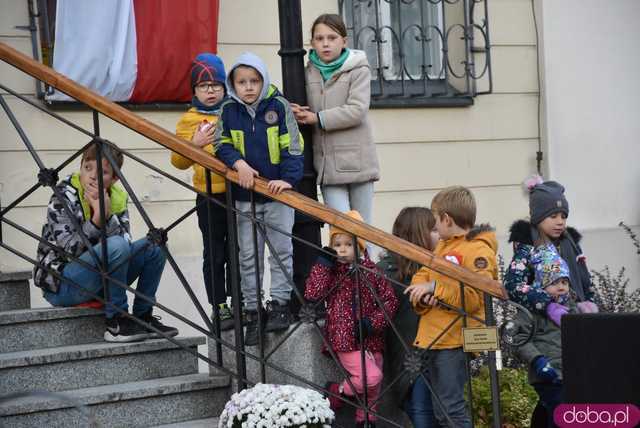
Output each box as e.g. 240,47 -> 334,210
48,0 -> 137,102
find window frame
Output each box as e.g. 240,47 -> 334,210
339,0 -> 492,108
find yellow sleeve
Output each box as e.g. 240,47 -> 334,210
433,246 -> 496,313
410,267 -> 432,315
410,266 -> 431,285
171,115 -> 197,170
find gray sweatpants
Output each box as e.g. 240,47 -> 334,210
235,200 -> 294,310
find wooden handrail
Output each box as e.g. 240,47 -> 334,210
0,42 -> 508,300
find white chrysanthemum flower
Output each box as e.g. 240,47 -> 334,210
218,383 -> 335,428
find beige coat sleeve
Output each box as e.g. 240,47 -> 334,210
319,65 -> 371,132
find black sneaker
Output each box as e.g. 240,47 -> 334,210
139,310 -> 179,339
104,314 -> 149,343
244,310 -> 263,346
214,303 -> 235,331
265,300 -> 291,333
356,421 -> 376,428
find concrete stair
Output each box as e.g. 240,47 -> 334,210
0,272 -> 231,426
153,417 -> 219,427
0,307 -> 104,352
1,337 -> 206,395
0,374 -> 227,428
0,271 -> 31,311
209,321 -> 342,391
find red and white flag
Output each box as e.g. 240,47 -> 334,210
48,0 -> 220,103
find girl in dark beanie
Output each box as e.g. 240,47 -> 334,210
505,176 -> 599,427
504,175 -> 598,325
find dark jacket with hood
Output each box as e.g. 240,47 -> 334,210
377,252 -> 421,407
512,243 -> 577,384
504,220 -> 595,314
512,298 -> 577,384
214,52 -> 304,202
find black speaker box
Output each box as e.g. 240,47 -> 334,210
562,313 -> 640,405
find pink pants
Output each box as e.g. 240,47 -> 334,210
337,350 -> 384,423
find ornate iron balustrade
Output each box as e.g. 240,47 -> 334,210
0,42 -> 525,427
340,0 -> 492,107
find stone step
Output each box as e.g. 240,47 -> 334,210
0,307 -> 104,353
0,271 -> 31,311
209,321 -> 341,391
1,337 -> 205,395
153,417 -> 220,427
0,373 -> 229,428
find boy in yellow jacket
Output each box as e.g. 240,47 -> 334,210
171,53 -> 234,330
404,186 -> 498,428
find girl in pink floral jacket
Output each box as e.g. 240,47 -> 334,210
304,210 -> 398,427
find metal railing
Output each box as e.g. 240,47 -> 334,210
0,42 -> 514,427
340,0 -> 493,107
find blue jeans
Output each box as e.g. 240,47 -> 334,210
321,181 -> 374,224
405,374 -> 437,428
44,236 -> 166,318
425,348 -> 472,428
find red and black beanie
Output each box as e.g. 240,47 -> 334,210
191,53 -> 226,92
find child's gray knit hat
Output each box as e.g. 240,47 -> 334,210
526,176 -> 569,225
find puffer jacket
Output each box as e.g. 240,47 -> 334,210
512,299 -> 577,384
172,107 -> 226,194
377,252 -> 421,407
504,220 -> 595,314
305,49 -> 379,185
33,174 -> 130,294
304,256 -> 398,353
412,225 -> 498,350
215,52 -> 304,202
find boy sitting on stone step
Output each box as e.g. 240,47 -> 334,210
34,143 -> 178,342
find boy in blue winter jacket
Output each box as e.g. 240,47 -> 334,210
214,52 -> 304,346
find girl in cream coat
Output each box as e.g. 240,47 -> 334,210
292,14 -> 380,225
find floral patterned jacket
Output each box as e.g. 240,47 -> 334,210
304,255 -> 398,353
504,220 -> 595,314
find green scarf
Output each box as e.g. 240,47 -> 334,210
70,173 -> 128,221
309,48 -> 349,81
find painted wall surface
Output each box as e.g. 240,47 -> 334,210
538,0 -> 640,283
539,0 -> 640,229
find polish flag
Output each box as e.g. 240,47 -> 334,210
48,0 -> 219,103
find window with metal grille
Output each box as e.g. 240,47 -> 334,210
339,0 -> 493,108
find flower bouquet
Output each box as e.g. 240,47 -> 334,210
218,383 -> 334,428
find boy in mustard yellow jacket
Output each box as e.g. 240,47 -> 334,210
404,186 -> 498,428
171,53 -> 234,330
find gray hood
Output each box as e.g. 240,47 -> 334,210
226,52 -> 271,110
